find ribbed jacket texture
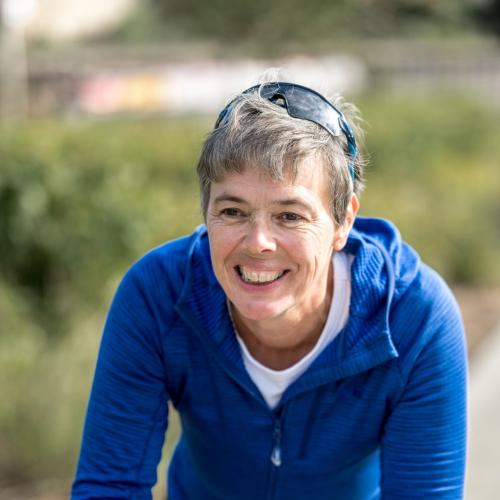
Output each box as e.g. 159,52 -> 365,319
72,217 -> 467,499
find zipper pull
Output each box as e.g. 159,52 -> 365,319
271,420 -> 282,467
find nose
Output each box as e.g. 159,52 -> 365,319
243,218 -> 277,254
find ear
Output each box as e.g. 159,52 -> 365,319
333,194 -> 359,251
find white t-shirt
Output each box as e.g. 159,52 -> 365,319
233,251 -> 353,409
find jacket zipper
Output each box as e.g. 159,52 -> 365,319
267,410 -> 286,500
271,419 -> 282,467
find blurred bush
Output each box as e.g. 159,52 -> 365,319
0,118 -> 206,486
360,91 -> 500,283
0,92 -> 499,488
126,0 -> 472,46
0,119 -> 206,341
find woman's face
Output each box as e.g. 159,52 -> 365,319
206,160 -> 357,327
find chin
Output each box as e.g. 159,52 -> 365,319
231,299 -> 290,323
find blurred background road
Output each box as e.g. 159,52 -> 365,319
1,0 -> 499,498
467,322 -> 500,499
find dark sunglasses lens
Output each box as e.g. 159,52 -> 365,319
287,100 -> 343,138
262,84 -> 343,138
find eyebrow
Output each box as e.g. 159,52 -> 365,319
273,198 -> 314,211
212,194 -> 314,212
212,194 -> 248,205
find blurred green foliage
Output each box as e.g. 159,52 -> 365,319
360,91 -> 500,283
102,0 -> 478,47
0,118 -> 206,486
0,119 -> 206,341
472,0 -> 500,37
1,92 -> 499,487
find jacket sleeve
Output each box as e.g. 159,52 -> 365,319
380,281 -> 467,499
71,264 -> 170,500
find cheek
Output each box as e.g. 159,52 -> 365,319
208,226 -> 237,266
303,225 -> 336,257
288,234 -> 333,270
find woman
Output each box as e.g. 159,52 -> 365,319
72,81 -> 467,499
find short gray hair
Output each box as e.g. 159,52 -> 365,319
196,85 -> 365,225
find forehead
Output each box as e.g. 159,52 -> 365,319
210,160 -> 331,208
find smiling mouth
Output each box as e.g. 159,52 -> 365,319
235,265 -> 288,285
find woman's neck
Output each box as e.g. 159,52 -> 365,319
230,272 -> 334,370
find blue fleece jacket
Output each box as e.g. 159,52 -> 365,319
72,217 -> 467,499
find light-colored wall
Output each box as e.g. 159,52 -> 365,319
24,0 -> 137,40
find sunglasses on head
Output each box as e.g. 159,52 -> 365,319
215,82 -> 357,181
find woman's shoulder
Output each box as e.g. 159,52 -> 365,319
118,225 -> 210,309
134,224 -> 207,276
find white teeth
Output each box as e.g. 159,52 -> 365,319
239,267 -> 284,284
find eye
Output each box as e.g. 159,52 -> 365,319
278,212 -> 303,223
221,207 -> 244,218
